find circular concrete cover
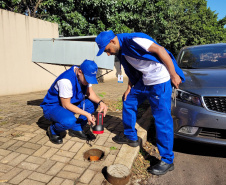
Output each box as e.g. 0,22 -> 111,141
106,164 -> 131,185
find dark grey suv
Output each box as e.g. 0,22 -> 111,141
172,43 -> 226,145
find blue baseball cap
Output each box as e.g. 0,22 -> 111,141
95,30 -> 115,56
80,60 -> 98,84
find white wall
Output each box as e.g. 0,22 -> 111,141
0,9 -> 66,96
0,9 -> 125,96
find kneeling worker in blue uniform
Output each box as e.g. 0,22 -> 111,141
40,60 -> 108,144
95,31 -> 185,175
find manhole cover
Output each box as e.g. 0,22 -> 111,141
83,148 -> 104,162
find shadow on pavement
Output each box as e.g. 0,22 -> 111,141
35,113 -> 125,143
36,116 -> 52,131
27,99 -> 43,106
173,139 -> 226,158
102,113 -> 124,136
34,102 -> 150,148
147,124 -> 226,158
27,97 -> 151,136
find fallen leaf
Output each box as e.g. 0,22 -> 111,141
0,180 -> 8,183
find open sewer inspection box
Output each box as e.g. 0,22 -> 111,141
32,35 -> 115,70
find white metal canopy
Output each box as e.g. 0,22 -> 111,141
32,36 -> 115,70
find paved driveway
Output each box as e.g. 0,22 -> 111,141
0,77 -> 151,184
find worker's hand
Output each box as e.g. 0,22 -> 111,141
86,113 -> 96,126
123,87 -> 131,101
171,74 -> 182,89
99,102 -> 108,117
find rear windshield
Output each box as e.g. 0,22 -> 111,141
178,45 -> 226,69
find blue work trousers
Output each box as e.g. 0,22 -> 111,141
45,99 -> 97,135
123,79 -> 174,164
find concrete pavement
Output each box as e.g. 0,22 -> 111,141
0,77 -> 152,185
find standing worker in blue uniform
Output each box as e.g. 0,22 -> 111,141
95,30 -> 185,175
40,60 -> 108,145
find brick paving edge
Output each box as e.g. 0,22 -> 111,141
113,107 -> 152,169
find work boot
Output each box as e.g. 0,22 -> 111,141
47,127 -> 63,144
112,135 -> 139,147
148,160 -> 174,175
68,129 -> 87,140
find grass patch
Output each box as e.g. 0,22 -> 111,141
0,121 -> 8,125
101,98 -> 123,112
11,102 -> 19,105
110,146 -> 118,150
116,99 -> 123,110
139,148 -> 146,156
98,92 -> 106,98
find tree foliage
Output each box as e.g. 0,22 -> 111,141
1,0 -> 225,55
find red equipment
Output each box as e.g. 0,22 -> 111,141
92,112 -> 104,134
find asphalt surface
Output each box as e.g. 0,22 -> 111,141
146,134 -> 226,185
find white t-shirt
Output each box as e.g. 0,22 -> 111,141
124,37 -> 170,85
54,66 -> 92,98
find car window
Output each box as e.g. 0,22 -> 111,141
178,45 -> 226,69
